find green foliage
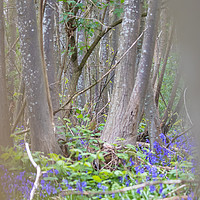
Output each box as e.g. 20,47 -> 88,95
0,120 -> 195,199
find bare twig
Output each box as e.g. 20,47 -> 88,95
166,184 -> 187,197
11,97 -> 26,133
14,128 -> 30,136
5,37 -> 19,58
184,88 -> 193,126
54,30 -> 145,115
166,126 -> 193,148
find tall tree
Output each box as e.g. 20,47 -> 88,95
16,0 -> 61,154
0,0 -> 12,148
118,0 -> 161,145
101,0 -> 141,143
102,0 -> 161,145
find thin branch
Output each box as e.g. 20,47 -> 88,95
166,184 -> 187,197
54,30 -> 144,115
25,140 -> 41,200
166,126 -> 193,148
78,19 -> 122,71
14,128 -> 30,136
11,97 -> 26,133
184,88 -> 193,126
5,37 -> 19,58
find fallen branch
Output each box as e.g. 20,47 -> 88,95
61,179 -> 197,196
25,136 -> 41,200
160,196 -> 188,200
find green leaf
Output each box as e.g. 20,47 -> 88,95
92,175 -> 102,182
77,114 -> 84,119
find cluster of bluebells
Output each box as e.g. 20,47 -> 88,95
39,169 -> 60,198
0,129 -> 195,199
0,165 -> 33,199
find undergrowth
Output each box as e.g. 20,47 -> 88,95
0,114 -> 197,200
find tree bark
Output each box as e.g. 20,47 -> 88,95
16,0 -> 61,154
7,0 -> 17,124
144,80 -> 162,149
155,26 -> 174,106
0,0 -> 13,148
43,0 -> 63,137
101,0 -> 141,143
105,0 -> 161,145
97,1 -> 110,123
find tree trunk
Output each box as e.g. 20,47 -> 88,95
97,1 -> 110,123
0,0 -> 12,148
101,0 -> 141,143
144,80 -> 162,149
105,0 -> 161,145
16,0 -> 61,154
155,26 -> 174,106
7,0 -> 17,124
43,0 -> 63,137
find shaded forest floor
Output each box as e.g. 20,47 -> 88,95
0,122 -> 197,200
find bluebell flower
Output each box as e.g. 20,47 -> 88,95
43,172 -> 48,178
150,185 -> 156,193
76,180 -> 87,192
47,169 -> 53,174
151,167 -> 158,178
97,183 -> 102,189
41,179 -> 45,187
112,193 -> 115,198
118,176 -> 123,183
160,133 -> 166,144
125,180 -> 130,186
136,188 -> 141,194
54,169 -> 59,175
102,185 -> 108,192
159,184 -> 163,194
78,154 -> 82,160
63,179 -> 72,190
129,156 -> 135,166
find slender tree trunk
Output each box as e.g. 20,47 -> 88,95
145,80 -> 162,149
7,0 -> 17,124
110,0 -> 121,93
101,0 -> 141,143
43,0 -> 63,137
16,0 -> 61,154
107,0 -> 161,145
161,72 -> 180,130
97,1 -> 109,123
76,0 -> 86,109
0,0 -> 12,148
155,26 -> 174,106
43,0 -> 59,113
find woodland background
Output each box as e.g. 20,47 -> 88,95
0,0 -> 200,199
